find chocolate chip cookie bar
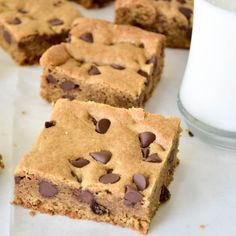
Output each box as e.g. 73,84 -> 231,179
40,18 -> 165,108
72,0 -> 112,8
0,0 -> 81,65
13,99 -> 181,235
115,0 -> 193,49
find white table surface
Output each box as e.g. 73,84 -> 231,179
0,3 -> 236,236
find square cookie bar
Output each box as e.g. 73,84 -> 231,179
72,0 -> 112,8
0,0 -> 81,65
40,18 -> 165,108
115,0 -> 193,49
13,99 -> 181,235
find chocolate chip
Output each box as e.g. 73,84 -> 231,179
139,43 -> 144,48
18,9 -> 28,14
124,185 -> 143,205
146,153 -> 162,163
168,149 -> 175,163
141,147 -> 150,158
188,130 -> 194,137
90,151 -> 112,164
139,132 -> 156,148
48,18 -> 64,26
99,173 -> 120,184
46,74 -> 57,84
15,176 -> 24,184
62,94 -> 75,101
3,30 -> 11,44
133,174 -> 148,191
60,80 -> 76,90
39,180 -> 58,198
177,0 -> 186,3
88,66 -> 101,76
137,70 -> 149,83
71,171 -> 81,183
111,64 -> 125,70
53,0 -> 63,6
90,201 -> 108,215
69,158 -> 90,168
179,7 -> 192,20
74,189 -> 94,204
79,32 -> 93,43
10,17 -> 21,25
95,119 -> 111,134
146,55 -> 157,67
45,120 -> 56,128
160,185 -> 171,203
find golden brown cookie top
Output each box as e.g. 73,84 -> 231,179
15,99 -> 181,202
0,0 -> 81,41
40,18 -> 165,98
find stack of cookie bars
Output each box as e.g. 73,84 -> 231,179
0,0 -> 192,234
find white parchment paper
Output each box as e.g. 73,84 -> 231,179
0,3 -> 236,236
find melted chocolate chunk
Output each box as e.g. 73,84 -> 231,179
69,158 -> 90,168
46,74 -> 57,84
62,94 -> 76,101
10,17 -> 22,25
137,70 -> 149,83
74,189 -> 94,204
39,180 -> 58,198
146,153 -> 162,163
139,132 -> 156,148
99,173 -> 120,184
95,119 -> 111,134
88,66 -> 101,75
111,64 -> 125,70
80,32 -> 93,43
60,80 -> 76,90
3,30 -> 11,44
124,185 -> 143,205
48,18 -> 64,26
90,150 -> 112,164
133,174 -> 148,191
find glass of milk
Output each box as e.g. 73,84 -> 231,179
178,0 -> 236,149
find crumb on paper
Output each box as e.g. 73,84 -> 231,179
29,210 -> 37,217
200,224 -> 206,229
21,111 -> 27,115
13,143 -> 18,148
185,128 -> 194,137
0,154 -> 4,169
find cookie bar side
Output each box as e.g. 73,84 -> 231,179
13,171 -> 153,234
115,0 -> 193,49
40,67 -> 142,108
0,24 -> 70,65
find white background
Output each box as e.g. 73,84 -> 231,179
0,3 -> 236,236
